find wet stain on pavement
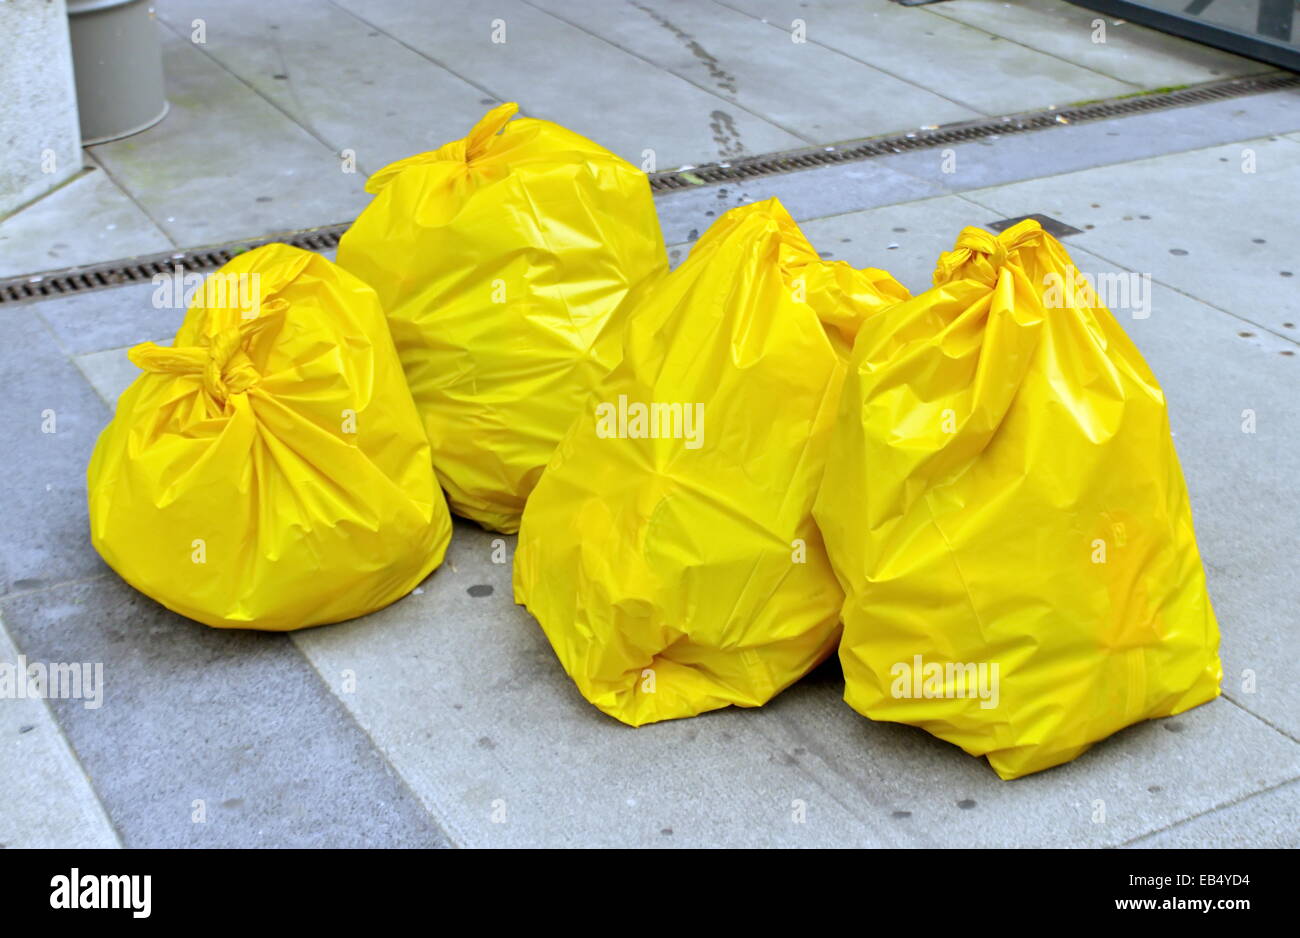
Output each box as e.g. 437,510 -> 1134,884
709,110 -> 746,160
633,3 -> 738,95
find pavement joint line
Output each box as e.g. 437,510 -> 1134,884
0,609 -> 126,848
323,0 -> 513,118
710,0 -> 1005,118
81,150 -> 179,253
28,286 -> 85,361
27,295 -> 118,427
1118,775 -> 1300,846
71,352 -> 125,410
1221,693 -> 1300,746
0,166 -> 96,228
521,0 -> 823,147
951,189 -> 1300,348
28,290 -> 126,367
287,631 -> 468,848
149,15 -> 366,177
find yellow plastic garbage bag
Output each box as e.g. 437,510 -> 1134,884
514,198 -> 910,725
814,219 -> 1222,778
337,102 -> 668,533
87,244 -> 453,631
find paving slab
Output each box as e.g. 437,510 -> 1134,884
959,136 -> 1300,336
75,347 -> 147,411
654,160 -> 947,247
154,0 -> 493,174
928,0 -> 1274,88
0,167 -> 173,279
332,0 -> 805,168
797,193 -> 997,291
716,0 -> 1135,116
0,306 -> 111,596
34,281 -> 182,358
293,520 -> 1298,847
0,577 -> 450,848
528,0 -> 979,143
0,617 -> 120,849
1126,779 -> 1300,847
87,28 -> 371,249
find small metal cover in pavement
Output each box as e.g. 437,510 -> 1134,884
987,214 -> 1084,238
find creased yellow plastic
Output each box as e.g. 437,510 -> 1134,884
87,244 -> 452,631
814,220 -> 1222,778
514,199 -> 911,726
337,102 -> 668,533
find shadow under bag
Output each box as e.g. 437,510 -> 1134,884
814,219 -> 1222,778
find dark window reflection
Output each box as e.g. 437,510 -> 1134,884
1069,0 -> 1300,69
1176,0 -> 1293,40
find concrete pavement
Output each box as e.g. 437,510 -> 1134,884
1,0 -> 1296,848
5,87 -> 1299,845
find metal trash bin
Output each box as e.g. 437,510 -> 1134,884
66,0 -> 168,145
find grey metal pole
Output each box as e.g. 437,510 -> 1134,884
66,0 -> 168,145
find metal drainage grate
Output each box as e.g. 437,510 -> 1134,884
644,71 -> 1300,193
0,224 -> 349,307
4,72 -> 1297,306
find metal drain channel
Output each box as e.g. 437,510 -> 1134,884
1,227 -> 347,306
4,72 -> 1297,307
646,71 -> 1300,191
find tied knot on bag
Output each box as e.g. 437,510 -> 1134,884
933,219 -> 1044,287
364,102 -> 519,194
128,299 -> 286,401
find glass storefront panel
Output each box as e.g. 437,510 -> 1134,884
1067,0 -> 1299,70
